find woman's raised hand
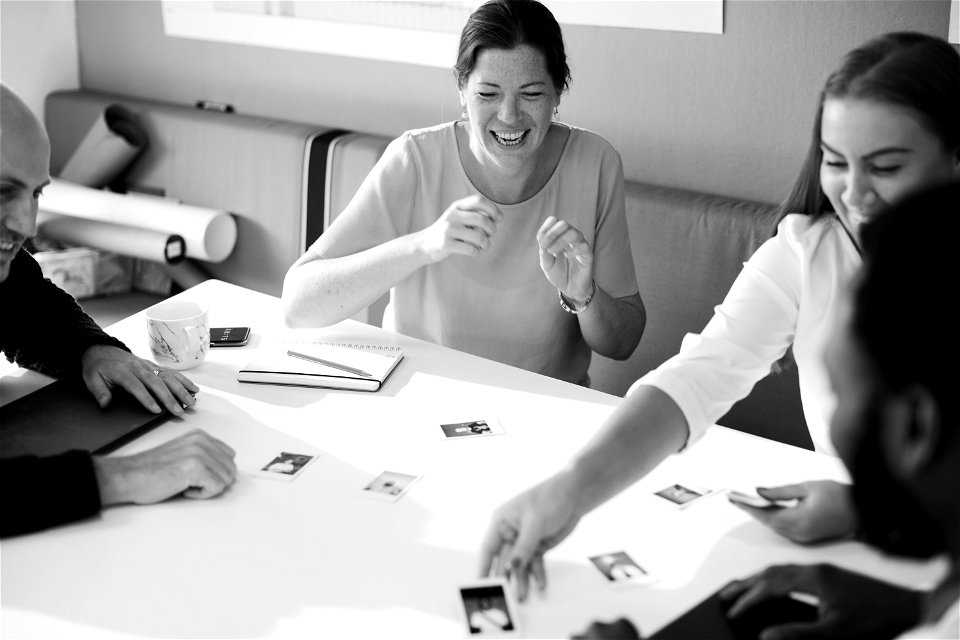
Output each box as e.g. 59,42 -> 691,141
416,194 -> 503,262
537,216 -> 594,302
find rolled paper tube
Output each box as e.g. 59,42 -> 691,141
39,179 -> 237,263
164,260 -> 210,291
37,212 -> 185,264
59,104 -> 148,188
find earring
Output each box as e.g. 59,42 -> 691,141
461,107 -> 468,119
553,106 -> 559,119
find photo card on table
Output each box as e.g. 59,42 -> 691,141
440,418 -> 505,439
361,470 -> 422,502
457,577 -> 521,637
253,451 -> 317,482
654,483 -> 719,509
588,551 -> 656,586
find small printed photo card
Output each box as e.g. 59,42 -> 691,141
254,452 -> 316,482
654,483 -> 719,509
361,470 -> 422,502
457,578 -> 521,637
589,551 -> 656,586
440,419 -> 505,439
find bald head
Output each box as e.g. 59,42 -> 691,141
0,84 -> 47,147
1,83 -> 51,283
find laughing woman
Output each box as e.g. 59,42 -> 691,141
282,0 -> 644,386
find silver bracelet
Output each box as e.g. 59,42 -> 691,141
558,280 -> 596,314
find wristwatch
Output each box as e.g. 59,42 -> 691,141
559,280 -> 596,314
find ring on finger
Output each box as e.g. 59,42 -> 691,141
153,368 -> 163,376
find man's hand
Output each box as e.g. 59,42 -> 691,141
479,472 -> 583,602
720,564 -> 922,640
730,480 -> 858,544
81,344 -> 199,416
94,430 -> 237,505
571,618 -> 641,639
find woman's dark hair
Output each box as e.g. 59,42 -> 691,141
778,32 -> 960,221
454,0 -> 571,94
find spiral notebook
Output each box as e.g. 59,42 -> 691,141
238,342 -> 403,392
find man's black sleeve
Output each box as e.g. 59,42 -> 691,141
0,451 -> 103,538
0,250 -> 128,379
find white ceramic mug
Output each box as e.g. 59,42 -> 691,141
145,300 -> 209,370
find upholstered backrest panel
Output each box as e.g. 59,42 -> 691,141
589,182 -> 811,449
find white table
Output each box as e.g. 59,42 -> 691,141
0,280 -> 945,639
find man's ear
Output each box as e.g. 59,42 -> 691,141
881,385 -> 941,479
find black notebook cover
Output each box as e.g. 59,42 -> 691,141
0,379 -> 170,459
650,590 -> 818,640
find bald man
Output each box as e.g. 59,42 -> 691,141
1,84 -> 237,537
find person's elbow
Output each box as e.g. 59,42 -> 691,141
281,267 -> 336,328
606,297 -> 646,361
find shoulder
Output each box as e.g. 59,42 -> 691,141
381,122 -> 457,168
394,122 -> 457,152
7,249 -> 43,285
773,213 -> 847,255
562,124 -> 621,162
555,125 -> 623,185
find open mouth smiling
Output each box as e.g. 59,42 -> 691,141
491,129 -> 529,147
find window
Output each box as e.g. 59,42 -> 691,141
162,1 -> 723,68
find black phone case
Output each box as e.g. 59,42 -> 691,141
210,327 -> 250,346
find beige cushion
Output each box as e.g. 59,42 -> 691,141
588,182 -> 811,449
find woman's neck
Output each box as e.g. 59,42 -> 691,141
457,122 -> 567,205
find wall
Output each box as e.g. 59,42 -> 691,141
73,0 -> 950,204
0,0 -> 79,121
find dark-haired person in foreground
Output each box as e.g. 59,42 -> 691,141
574,183 -> 960,639
1,83 -> 236,538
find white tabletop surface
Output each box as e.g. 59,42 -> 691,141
0,280 -> 946,639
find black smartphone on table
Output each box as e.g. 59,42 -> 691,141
209,326 -> 251,347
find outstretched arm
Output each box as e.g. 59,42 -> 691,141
480,385 -> 688,601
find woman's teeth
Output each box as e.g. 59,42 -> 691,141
492,130 -> 527,146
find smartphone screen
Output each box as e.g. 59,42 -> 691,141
210,327 -> 250,347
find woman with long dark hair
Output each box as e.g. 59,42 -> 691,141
482,31 -> 960,601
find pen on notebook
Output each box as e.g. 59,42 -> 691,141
286,350 -> 372,378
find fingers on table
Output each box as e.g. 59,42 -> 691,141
173,430 -> 238,498
723,564 -> 809,617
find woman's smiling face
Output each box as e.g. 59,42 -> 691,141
819,97 -> 959,245
460,45 -> 560,173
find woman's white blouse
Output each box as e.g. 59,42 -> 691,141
632,213 -> 862,454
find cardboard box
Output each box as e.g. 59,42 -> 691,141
33,248 -> 134,300
34,248 -> 98,299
